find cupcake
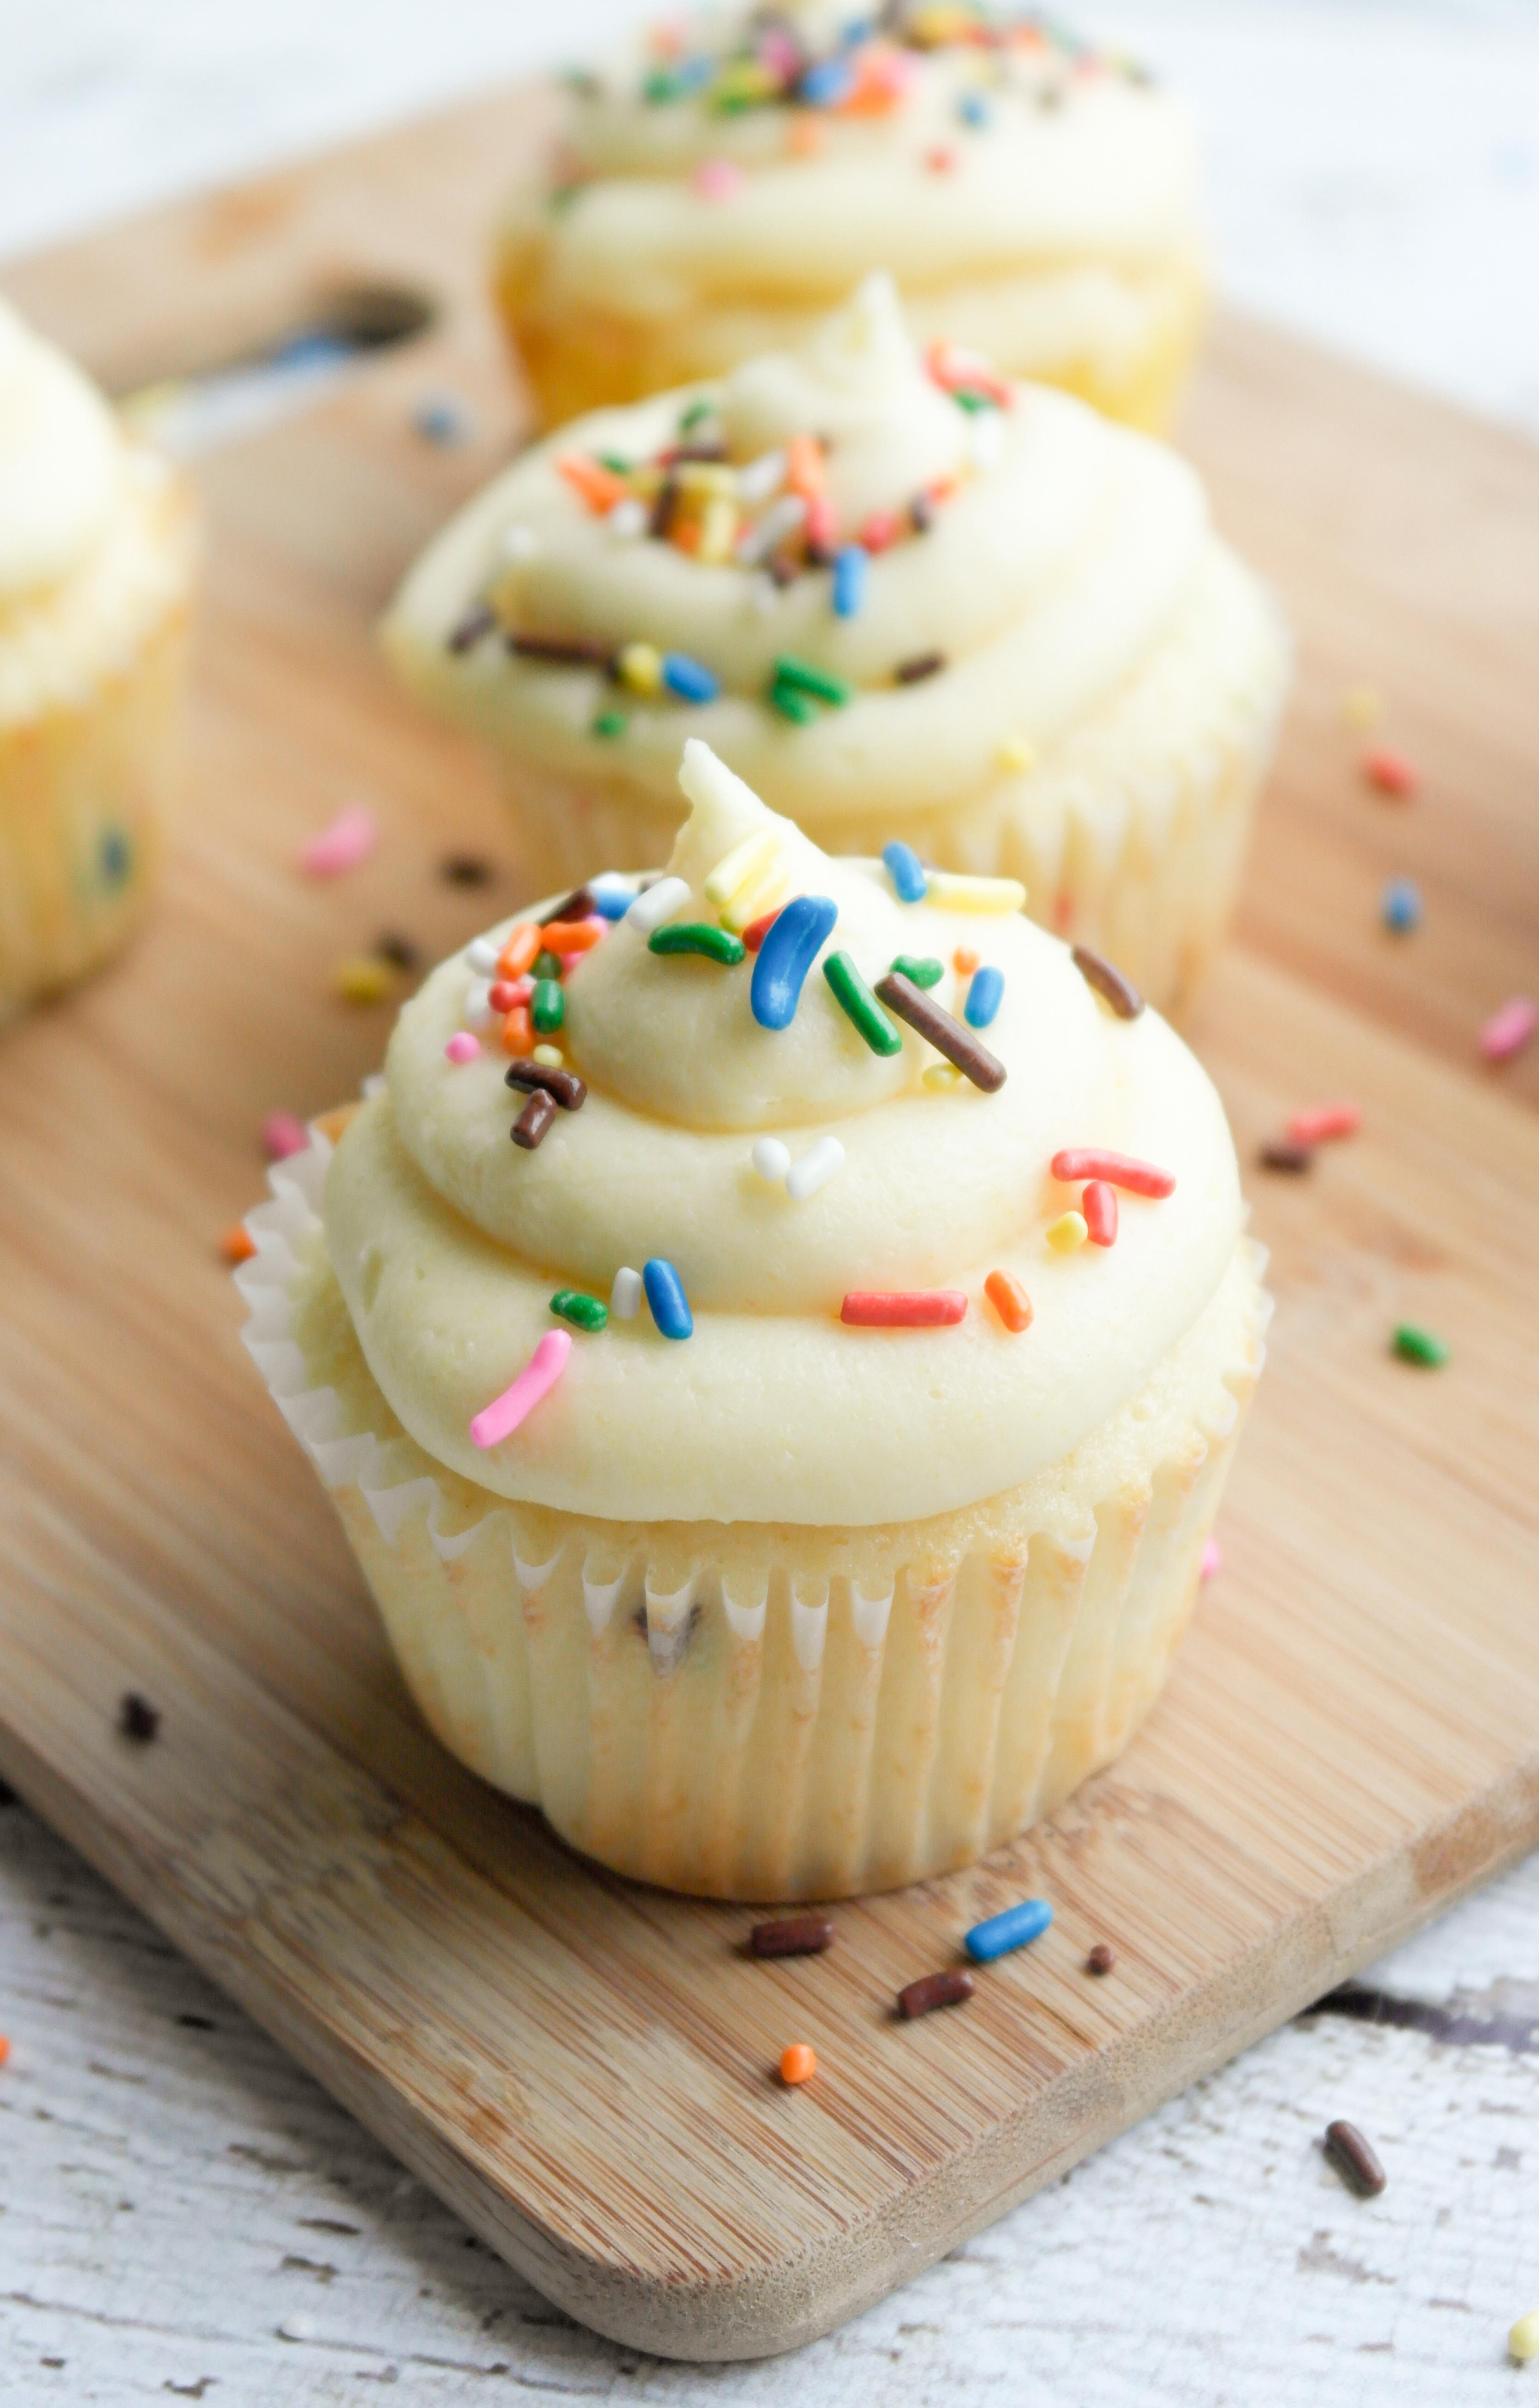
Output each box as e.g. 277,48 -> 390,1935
241,737 -> 1269,1901
385,276 -> 1287,1018
0,298 -> 199,1021
499,1 -> 1205,433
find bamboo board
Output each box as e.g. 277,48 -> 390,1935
2,87 -> 1538,2366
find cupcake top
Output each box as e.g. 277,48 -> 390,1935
324,738 -> 1243,1527
385,274 -> 1212,822
532,3 -> 1198,311
0,298 -> 124,603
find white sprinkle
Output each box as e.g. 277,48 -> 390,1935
465,937 -> 500,975
968,411 -> 1006,471
737,446 -> 788,505
611,1266 -> 643,1319
463,978 -> 496,1030
278,2314 -> 317,2342
361,1073 -> 387,1102
606,496 -> 648,540
786,1135 -> 845,1201
625,874 -> 691,934
736,490 -> 807,566
500,523 -> 539,561
752,1136 -> 792,1183
749,573 -> 778,616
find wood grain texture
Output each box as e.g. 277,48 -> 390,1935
1,85 -> 1537,2367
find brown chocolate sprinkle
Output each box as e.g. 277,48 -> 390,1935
540,887 -> 596,926
909,492 -> 935,534
1325,2119 -> 1387,2197
447,601 -> 496,654
650,476 -> 681,542
1071,944 -> 1144,1020
898,1969 -> 975,2020
666,440 -> 730,465
508,632 -> 616,671
505,1058 -> 586,1111
748,1917 -> 835,1959
440,852 -> 494,887
511,1090 -> 558,1150
374,931 -> 419,972
1259,1139 -> 1313,1174
895,651 -> 946,685
1085,1943 -> 1116,1977
766,554 -> 797,588
120,1693 -> 160,1743
874,970 -> 1006,1092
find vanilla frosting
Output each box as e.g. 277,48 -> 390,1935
0,298 -> 123,604
324,740 -> 1243,1528
385,275 -> 1214,827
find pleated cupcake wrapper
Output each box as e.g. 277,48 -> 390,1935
242,1128 -> 1270,1901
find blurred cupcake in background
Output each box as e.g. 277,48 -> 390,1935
497,0 -> 1206,433
0,297 -> 199,1022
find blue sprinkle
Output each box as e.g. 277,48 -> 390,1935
662,652 -> 720,704
643,1258 -> 694,1341
964,1898 -> 1053,1964
882,840 -> 928,904
675,54 -> 714,91
800,57 -> 854,107
831,543 -> 868,619
964,965 -> 1004,1028
413,392 -> 472,448
98,827 -> 132,887
957,92 -> 992,128
1381,875 -> 1422,933
750,894 -> 839,1030
590,875 -> 639,920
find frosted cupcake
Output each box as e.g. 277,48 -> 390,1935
241,738 -> 1268,1901
385,277 -> 1287,1018
0,299 -> 199,1020
499,0 -> 1205,432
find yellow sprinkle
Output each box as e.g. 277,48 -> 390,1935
331,956 -> 396,1005
1047,1211 -> 1088,1253
996,733 -> 1035,774
704,825 -> 779,910
532,1043 -> 564,1068
618,641 -> 663,696
720,859 -> 790,933
1341,683 -> 1384,731
1510,2314 -> 1539,2363
676,462 -> 737,498
696,493 -> 739,566
923,1061 -> 963,1090
925,871 -> 1028,914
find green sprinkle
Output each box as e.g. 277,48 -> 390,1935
823,950 -> 902,1056
891,953 -> 944,989
773,655 -> 853,708
643,67 -> 680,102
648,922 -> 747,966
597,451 -> 632,475
532,979 -> 565,1033
769,680 -> 819,725
592,708 -> 628,738
1393,1323 -> 1449,1368
951,389 -> 999,414
679,396 -> 715,433
551,1289 -> 607,1332
533,950 -> 562,981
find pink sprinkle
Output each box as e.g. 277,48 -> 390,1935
262,1112 -> 309,1161
469,1330 -> 572,1450
1200,1537 -> 1223,1581
858,509 -> 903,554
1287,1099 -> 1362,1146
445,1032 -> 480,1064
1480,995 -> 1538,1064
924,146 -> 958,175
1361,746 -> 1419,799
693,158 -> 744,202
758,28 -> 800,76
298,804 -> 378,878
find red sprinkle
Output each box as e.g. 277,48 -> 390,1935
1287,1099 -> 1362,1146
1050,1149 -> 1175,1199
488,976 -> 533,1013
1362,746 -> 1420,798
858,508 -> 904,553
841,1290 -> 967,1328
1083,1180 -> 1118,1246
742,906 -> 786,954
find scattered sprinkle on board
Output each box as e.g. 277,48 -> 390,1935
1393,1323 -> 1448,1368
1324,2119 -> 1387,2197
965,1899 -> 1053,1963
898,1970 -> 975,2020
778,2044 -> 817,2087
749,1918 -> 834,1959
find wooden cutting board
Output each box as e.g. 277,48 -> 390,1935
2,87 -> 1538,2367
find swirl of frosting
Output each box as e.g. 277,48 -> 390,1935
324,740 -> 1244,1527
385,274 -> 1211,829
0,298 -> 123,603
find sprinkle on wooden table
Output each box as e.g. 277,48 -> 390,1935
611,1266 -> 642,1320
1340,683 -> 1384,731
220,1224 -> 257,1264
1085,1943 -> 1116,1977
1082,1180 -> 1118,1247
841,1290 -> 967,1328
649,922 -> 747,965
626,875 -> 691,935
1393,1323 -> 1448,1368
1201,1537 -> 1223,1580
262,1113 -> 309,1162
786,1136 -> 845,1201
298,803 -> 377,878
1480,995 -> 1538,1063
825,951 -> 903,1055
1259,1138 -> 1313,1173
875,971 -> 1006,1091
925,870 -> 1026,913
1509,2313 -> 1539,2363
752,895 -> 837,1027
447,601 -> 496,654
882,840 -> 928,903
984,1270 -> 1033,1333
331,955 -> 395,1005
120,1693 -> 160,1743
778,2043 -> 817,2087
749,1917 -> 834,1959
511,1089 -> 557,1149
1047,1211 -> 1088,1252
1071,944 -> 1144,1019
505,1058 -> 586,1110
1324,2119 -> 1387,2197
964,965 -> 1003,1029
898,1970 -> 975,2020
890,953 -> 943,988
643,1259 -> 694,1340
551,1290 -> 607,1332
1286,1100 -> 1361,1146
1362,744 -> 1420,798
469,1329 -> 571,1449
753,1137 -> 792,1183
1050,1148 -> 1175,1197
1381,876 -> 1422,933
965,1898 -> 1053,1963
0,2035 -> 9,2068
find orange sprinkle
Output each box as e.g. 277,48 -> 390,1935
927,474 -> 961,504
984,1270 -> 1033,1333
786,433 -> 825,502
779,2042 -> 817,2087
670,516 -> 702,556
953,945 -> 980,975
220,1224 -> 257,1265
0,2035 -> 9,2068
500,1006 -> 535,1055
1362,745 -> 1420,799
497,922 -> 542,980
540,919 -> 603,954
925,145 -> 959,174
555,454 -> 630,515
786,118 -> 824,157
